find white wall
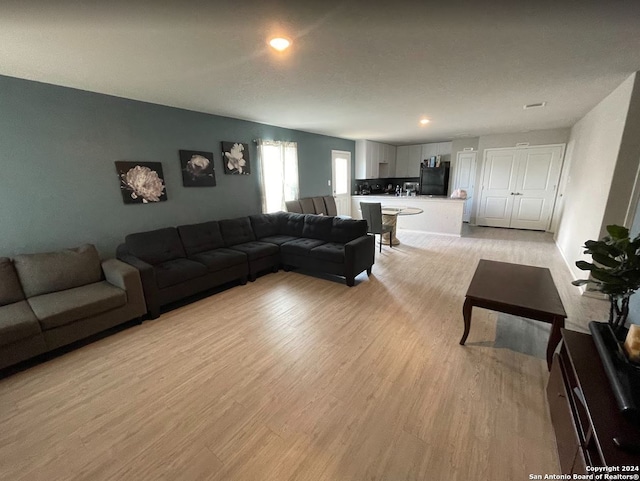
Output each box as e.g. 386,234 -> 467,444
555,73 -> 636,281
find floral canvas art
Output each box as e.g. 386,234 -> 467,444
222,142 -> 251,175
179,150 -> 216,187
115,161 -> 168,204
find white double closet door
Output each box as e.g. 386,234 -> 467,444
477,145 -> 564,231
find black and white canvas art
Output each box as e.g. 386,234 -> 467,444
222,142 -> 251,175
115,161 -> 168,204
179,150 -> 216,187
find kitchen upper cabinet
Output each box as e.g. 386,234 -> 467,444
395,141 -> 453,177
407,145 -> 422,176
396,146 -> 410,177
355,140 -> 397,179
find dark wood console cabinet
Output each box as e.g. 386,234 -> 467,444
547,329 -> 640,473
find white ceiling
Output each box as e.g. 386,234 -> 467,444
1,1 -> 639,145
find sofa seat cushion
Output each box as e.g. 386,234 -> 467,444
190,248 -> 247,272
309,242 -> 346,263
0,258 -> 25,306
14,244 -> 103,298
229,241 -> 279,261
258,235 -> 298,246
28,282 -> 127,330
0,301 -> 41,346
281,238 -> 327,256
154,258 -> 208,289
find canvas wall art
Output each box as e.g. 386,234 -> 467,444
222,142 -> 251,175
115,161 -> 168,204
179,150 -> 216,187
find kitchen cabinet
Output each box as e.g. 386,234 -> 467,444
395,146 -> 409,177
355,140 -> 397,179
395,142 -> 452,177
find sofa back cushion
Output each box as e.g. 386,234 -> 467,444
249,214 -> 282,239
331,217 -> 368,243
178,221 -> 224,256
302,215 -> 334,241
125,227 -> 185,265
279,213 -> 306,237
14,244 -> 103,298
220,217 -> 256,247
0,258 -> 25,306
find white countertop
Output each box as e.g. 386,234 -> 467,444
352,194 -> 465,202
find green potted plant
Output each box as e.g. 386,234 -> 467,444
573,225 -> 640,336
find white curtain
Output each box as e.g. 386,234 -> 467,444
257,139 -> 299,213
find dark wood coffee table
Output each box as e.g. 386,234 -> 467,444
459,259 -> 567,370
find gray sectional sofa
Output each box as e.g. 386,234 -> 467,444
117,212 -> 375,319
0,244 -> 146,370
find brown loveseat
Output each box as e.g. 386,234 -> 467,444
0,244 -> 146,370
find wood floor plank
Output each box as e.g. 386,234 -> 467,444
0,226 -> 608,480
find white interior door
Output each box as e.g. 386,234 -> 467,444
477,145 -> 564,231
509,146 -> 563,230
477,150 -> 518,227
453,151 -> 477,222
332,150 -> 351,216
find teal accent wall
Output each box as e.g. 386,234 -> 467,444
0,75 -> 354,257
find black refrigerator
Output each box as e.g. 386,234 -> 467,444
419,163 -> 450,196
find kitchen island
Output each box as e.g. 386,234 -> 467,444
351,195 -> 465,237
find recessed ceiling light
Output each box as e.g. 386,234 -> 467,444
523,102 -> 547,110
269,37 -> 291,51
419,118 -> 430,125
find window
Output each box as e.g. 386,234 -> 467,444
257,140 -> 299,213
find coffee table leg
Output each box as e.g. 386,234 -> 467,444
460,298 -> 473,345
546,316 -> 565,370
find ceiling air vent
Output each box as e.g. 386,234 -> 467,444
523,102 -> 547,110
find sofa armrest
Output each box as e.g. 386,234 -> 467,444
102,258 -> 147,318
345,234 -> 375,278
116,245 -> 160,318
102,258 -> 139,290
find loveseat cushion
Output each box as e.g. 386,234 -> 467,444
229,241 -> 279,261
258,235 -> 299,246
310,242 -> 346,263
154,258 -> 208,289
0,301 -> 41,346
178,221 -> 225,256
125,228 -> 186,266
302,215 -> 334,241
312,197 -> 327,215
190,248 -> 247,272
220,218 -> 256,247
249,214 -> 281,239
331,217 -> 368,243
14,244 -> 103,298
279,213 -> 306,237
0,258 -> 25,306
281,238 -> 327,256
28,281 -> 127,330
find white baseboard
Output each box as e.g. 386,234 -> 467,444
554,238 -> 607,300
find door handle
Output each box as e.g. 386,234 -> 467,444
510,192 -> 515,195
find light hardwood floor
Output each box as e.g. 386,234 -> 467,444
0,226 -> 607,481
